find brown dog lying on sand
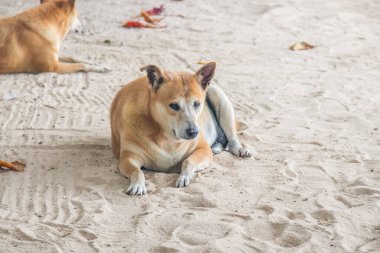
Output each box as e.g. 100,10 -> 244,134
110,62 -> 252,195
0,0 -> 108,74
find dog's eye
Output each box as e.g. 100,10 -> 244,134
169,103 -> 180,111
193,101 -> 200,109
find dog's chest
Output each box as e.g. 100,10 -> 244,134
146,145 -> 188,172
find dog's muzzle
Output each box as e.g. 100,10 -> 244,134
70,17 -> 83,33
184,127 -> 199,139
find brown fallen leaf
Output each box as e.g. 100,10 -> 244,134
141,10 -> 155,23
141,10 -> 164,24
12,161 -> 26,172
196,60 -> 213,65
289,42 -> 315,51
0,159 -> 26,172
236,121 -> 249,132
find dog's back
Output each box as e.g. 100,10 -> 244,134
0,18 -> 16,71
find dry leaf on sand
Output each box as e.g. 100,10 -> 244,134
146,5 -> 165,16
122,21 -> 164,28
123,6 -> 166,29
141,11 -> 164,23
196,60 -> 213,65
0,160 -> 26,172
289,42 -> 315,51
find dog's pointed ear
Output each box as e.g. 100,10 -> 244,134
195,62 -> 216,90
140,65 -> 164,90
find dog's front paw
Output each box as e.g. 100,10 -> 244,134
176,173 -> 192,188
211,143 -> 224,154
127,179 -> 146,195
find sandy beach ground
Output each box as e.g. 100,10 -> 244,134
1,0 -> 380,252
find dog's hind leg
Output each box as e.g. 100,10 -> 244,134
54,62 -> 109,74
111,129 -> 120,159
59,57 -> 77,63
59,57 -> 91,65
206,85 -> 252,158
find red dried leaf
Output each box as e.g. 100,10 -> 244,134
123,21 -> 145,28
122,20 -> 164,29
146,5 -> 165,16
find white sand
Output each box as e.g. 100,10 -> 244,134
1,0 -> 380,252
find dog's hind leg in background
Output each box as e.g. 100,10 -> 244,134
206,85 -> 252,157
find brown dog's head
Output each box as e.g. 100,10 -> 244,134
40,0 -> 82,34
141,63 -> 216,142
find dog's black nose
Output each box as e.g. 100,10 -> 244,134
185,128 -> 199,139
